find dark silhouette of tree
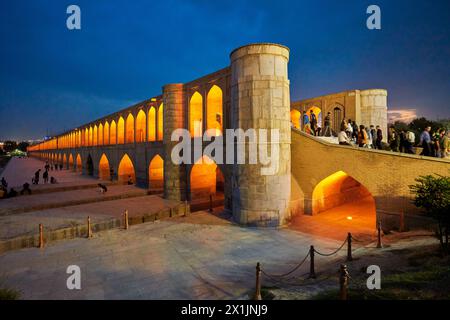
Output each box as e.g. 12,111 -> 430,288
17,141 -> 29,152
3,141 -> 17,152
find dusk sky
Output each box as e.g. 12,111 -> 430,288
0,0 -> 449,141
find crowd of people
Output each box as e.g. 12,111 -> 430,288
0,161 -> 61,199
296,109 -> 450,158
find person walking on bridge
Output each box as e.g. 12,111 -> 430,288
419,126 -> 432,156
322,112 -> 331,137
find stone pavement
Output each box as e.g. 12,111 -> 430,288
0,211 -> 347,299
0,195 -> 181,240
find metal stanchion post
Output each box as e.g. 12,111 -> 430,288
253,262 -> 262,300
309,245 -> 316,278
39,223 -> 44,249
377,221 -> 382,248
209,194 -> 213,213
347,232 -> 353,261
87,216 -> 92,238
339,264 -> 349,300
124,210 -> 129,230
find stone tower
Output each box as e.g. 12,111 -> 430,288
229,43 -> 292,227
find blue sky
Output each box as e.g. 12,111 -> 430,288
0,0 -> 449,140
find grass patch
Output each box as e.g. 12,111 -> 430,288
0,287 -> 20,300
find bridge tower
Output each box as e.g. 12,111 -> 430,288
229,43 -> 292,227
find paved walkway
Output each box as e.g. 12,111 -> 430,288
0,212 -> 346,299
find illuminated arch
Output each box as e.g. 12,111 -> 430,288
190,155 -> 224,200
290,109 -> 301,129
125,113 -> 134,143
98,154 -> 111,181
312,171 -> 376,228
148,154 -> 164,191
305,106 -> 322,134
206,85 -> 223,136
136,110 -> 146,143
110,120 -> 117,144
189,91 -> 203,137
157,104 -> 163,140
76,154 -> 82,173
118,154 -> 135,184
62,154 -> 67,167
148,107 -> 156,141
93,125 -> 98,146
98,123 -> 104,145
117,117 -> 125,144
68,154 -> 74,169
89,126 -> 93,146
104,121 -> 110,145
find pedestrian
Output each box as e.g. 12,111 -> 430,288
127,175 -> 134,185
419,126 -> 432,156
357,125 -> 369,147
437,129 -> 447,158
322,112 -> 331,137
1,177 -> 7,189
376,125 -> 383,150
346,119 -> 353,139
34,169 -> 41,185
98,183 -> 108,194
43,170 -> 49,184
59,164 -> 63,170
405,130 -> 415,154
20,182 -> 32,195
366,126 -> 373,148
309,110 -> 317,136
50,176 -> 58,184
45,162 -> 50,171
7,188 -> 18,198
388,127 -> 400,151
370,125 -> 376,148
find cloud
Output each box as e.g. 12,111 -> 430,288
388,109 -> 418,124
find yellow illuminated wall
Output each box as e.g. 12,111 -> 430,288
110,120 -> 117,144
148,154 -> 164,190
157,104 -> 163,140
125,113 -> 134,143
104,121 -> 110,145
290,110 -> 301,129
117,117 -> 125,144
76,154 -> 82,172
206,85 -> 223,136
189,91 -> 203,137
136,110 -> 146,143
148,107 -> 156,141
306,106 -> 322,127
190,155 -> 223,200
63,154 -> 67,166
118,154 -> 135,184
89,127 -> 93,146
93,125 -> 98,146
68,154 -> 74,168
98,124 -> 103,145
98,154 -> 110,180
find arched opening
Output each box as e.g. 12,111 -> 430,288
290,109 -> 301,129
305,106 -> 322,135
117,117 -> 125,144
93,125 -> 98,146
136,110 -> 146,143
148,107 -> 156,141
333,106 -> 343,134
206,85 -> 223,136
76,154 -> 82,173
118,154 -> 135,184
190,155 -> 224,201
157,104 -> 163,140
98,123 -> 104,145
84,128 -> 89,146
86,154 -> 94,176
312,171 -> 376,230
98,154 -> 110,181
68,154 -> 74,169
189,91 -> 203,137
125,113 -> 134,143
104,121 -> 110,145
110,120 -> 117,144
148,154 -> 164,192
89,126 -> 93,146
62,154 -> 67,167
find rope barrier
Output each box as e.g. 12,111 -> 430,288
313,237 -> 348,257
260,250 -> 310,278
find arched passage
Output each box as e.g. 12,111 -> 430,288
117,117 -> 125,144
148,154 -> 164,192
190,155 -> 224,201
93,125 -> 98,146
206,85 -> 223,136
189,91 -> 203,137
68,154 -> 74,169
118,154 -> 135,184
98,123 -> 104,145
157,104 -> 163,140
148,107 -> 156,141
110,120 -> 117,144
305,106 -> 322,135
104,121 -> 110,145
312,171 -> 376,229
136,110 -> 146,142
86,155 -> 94,176
62,154 -> 67,167
89,126 -> 93,146
76,154 -> 82,173
98,154 -> 110,181
290,109 -> 301,129
125,113 -> 134,143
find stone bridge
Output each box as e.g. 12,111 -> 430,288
28,43 -> 449,230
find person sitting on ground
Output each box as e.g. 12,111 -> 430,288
1,177 -> 7,189
98,183 -> 108,194
20,182 -> 32,195
50,176 -> 58,184
7,188 -> 18,198
127,175 -> 133,185
338,123 -> 351,146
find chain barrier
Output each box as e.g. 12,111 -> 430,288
313,237 -> 347,257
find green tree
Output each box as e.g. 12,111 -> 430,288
409,174 -> 450,252
2,141 -> 17,153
